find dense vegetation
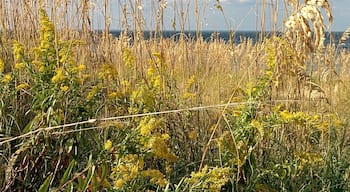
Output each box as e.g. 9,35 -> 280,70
1,0 -> 350,191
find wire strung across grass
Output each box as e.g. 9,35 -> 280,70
0,99 -> 299,145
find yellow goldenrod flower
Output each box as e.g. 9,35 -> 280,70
39,66 -> 46,72
77,64 -> 86,71
123,49 -> 136,68
148,135 -> 177,162
114,179 -> 125,189
141,169 -> 168,187
233,110 -> 241,117
104,140 -> 113,151
188,130 -> 198,140
185,75 -> 196,90
108,92 -> 119,99
161,133 -> 170,141
0,58 -> 4,73
147,66 -> 155,78
118,164 -> 128,173
312,114 -> 320,121
32,60 -> 44,71
184,165 -> 231,191
14,62 -> 26,70
250,119 -> 264,136
15,83 -> 29,91
265,70 -> 273,78
130,165 -> 139,179
182,92 -> 196,100
153,75 -> 162,89
2,74 -> 12,83
317,121 -> 329,132
13,41 -> 24,61
52,68 -> 66,83
138,117 -> 158,136
86,85 -> 99,100
334,119 -> 344,128
98,63 -> 117,80
121,80 -> 131,94
60,86 -> 69,92
152,52 -> 164,64
280,110 -> 293,121
59,54 -> 69,64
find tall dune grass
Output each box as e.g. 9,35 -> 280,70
1,0 -> 350,191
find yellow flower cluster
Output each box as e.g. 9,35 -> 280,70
31,60 -> 45,72
266,39 -> 277,70
185,165 -> 231,192
58,44 -> 76,65
250,119 -> 264,137
13,41 -> 24,61
146,63 -> 162,90
86,84 -> 101,100
72,64 -> 86,73
279,110 -> 310,123
98,63 -> 118,81
60,86 -> 69,92
122,49 -> 136,68
296,152 -> 324,170
39,9 -> 55,50
108,80 -> 132,100
146,64 -> 155,78
104,140 -> 113,151
187,130 -> 198,140
138,117 -> 163,136
130,85 -> 156,112
111,154 -> 144,189
278,109 -> 340,133
152,52 -> 165,65
2,74 -> 11,83
14,63 -> 25,70
15,83 -> 29,91
0,58 -> 4,73
145,134 -> 177,162
141,169 -> 168,187
183,75 -> 197,99
137,118 -> 176,163
121,80 -> 131,96
152,75 -> 162,89
51,68 -> 66,83
279,110 -> 295,122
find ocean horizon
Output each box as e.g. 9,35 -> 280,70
108,30 -> 349,48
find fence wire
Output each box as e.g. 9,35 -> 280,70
0,99 -> 300,145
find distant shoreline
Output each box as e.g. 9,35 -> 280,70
105,30 -> 348,47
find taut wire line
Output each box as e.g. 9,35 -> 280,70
0,99 -> 299,145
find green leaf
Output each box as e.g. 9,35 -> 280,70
59,159 -> 75,187
62,183 -> 74,192
175,177 -> 186,192
23,112 -> 44,133
101,163 -> 107,181
81,155 -> 95,191
38,174 -> 52,192
81,165 -> 95,191
77,177 -> 84,190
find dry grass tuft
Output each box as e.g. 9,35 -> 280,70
339,27 -> 350,47
1,0 -> 350,191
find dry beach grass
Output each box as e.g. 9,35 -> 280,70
1,0 -> 350,191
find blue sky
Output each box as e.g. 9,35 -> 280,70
100,0 -> 349,31
209,0 -> 348,31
